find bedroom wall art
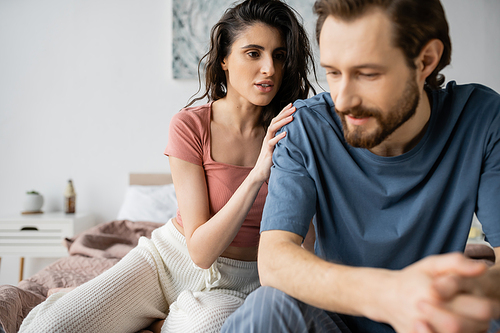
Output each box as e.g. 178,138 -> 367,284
172,0 -> 319,79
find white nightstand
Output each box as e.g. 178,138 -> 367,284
0,212 -> 95,282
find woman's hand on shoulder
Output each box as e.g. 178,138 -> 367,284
252,103 -> 296,183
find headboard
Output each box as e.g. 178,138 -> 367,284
129,173 -> 173,186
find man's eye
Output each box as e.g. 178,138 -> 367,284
360,73 -> 380,78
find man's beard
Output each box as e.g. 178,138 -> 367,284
337,76 -> 420,149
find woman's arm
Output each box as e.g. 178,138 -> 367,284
170,104 -> 296,269
170,156 -> 261,268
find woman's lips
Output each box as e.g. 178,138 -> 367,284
255,82 -> 274,93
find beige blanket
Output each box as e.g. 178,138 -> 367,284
0,220 -> 163,333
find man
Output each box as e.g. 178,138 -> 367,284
221,0 -> 500,332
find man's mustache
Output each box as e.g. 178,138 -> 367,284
337,106 -> 380,119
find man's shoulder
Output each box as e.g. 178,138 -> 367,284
278,92 -> 345,151
290,92 -> 336,127
293,92 -> 333,114
429,82 -> 500,154
448,81 -> 499,95
437,81 -> 500,107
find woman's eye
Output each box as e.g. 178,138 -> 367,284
326,71 -> 340,76
247,51 -> 259,58
274,53 -> 286,61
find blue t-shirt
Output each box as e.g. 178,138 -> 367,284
261,81 -> 500,332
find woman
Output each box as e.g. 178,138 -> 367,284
19,0 -> 315,332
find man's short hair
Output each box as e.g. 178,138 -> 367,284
313,0 -> 452,90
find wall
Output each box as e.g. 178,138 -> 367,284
441,0 -> 500,92
0,0 -> 499,283
0,0 -> 198,223
1,0 -> 500,224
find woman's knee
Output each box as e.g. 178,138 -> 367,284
163,290 -> 244,333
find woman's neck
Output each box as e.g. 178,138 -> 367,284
212,98 -> 263,134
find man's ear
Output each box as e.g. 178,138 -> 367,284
416,39 -> 444,83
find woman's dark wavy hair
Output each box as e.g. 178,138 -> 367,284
187,0 -> 316,129
313,0 -> 452,90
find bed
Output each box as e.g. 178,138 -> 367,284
0,174 -> 495,333
0,174 -> 177,333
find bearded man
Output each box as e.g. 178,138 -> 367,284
222,0 -> 500,332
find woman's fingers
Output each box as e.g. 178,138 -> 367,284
268,131 -> 287,146
270,115 -> 294,132
254,105 -> 296,182
265,104 -> 296,145
270,104 -> 295,125
267,106 -> 295,137
278,103 -> 294,115
280,104 -> 295,117
260,103 -> 296,157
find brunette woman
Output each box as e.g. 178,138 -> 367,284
20,1 -> 315,332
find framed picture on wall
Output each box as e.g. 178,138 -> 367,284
172,0 -> 320,80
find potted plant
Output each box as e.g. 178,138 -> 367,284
23,190 -> 44,213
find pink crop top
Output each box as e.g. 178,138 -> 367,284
164,103 -> 268,247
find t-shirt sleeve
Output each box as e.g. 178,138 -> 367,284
165,110 -> 204,166
475,89 -> 500,247
260,112 -> 317,239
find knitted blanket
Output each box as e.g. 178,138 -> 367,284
0,220 -> 163,333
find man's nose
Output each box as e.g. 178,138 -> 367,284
334,78 -> 361,112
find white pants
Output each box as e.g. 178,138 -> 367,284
19,219 -> 260,333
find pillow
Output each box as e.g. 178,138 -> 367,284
117,184 -> 178,223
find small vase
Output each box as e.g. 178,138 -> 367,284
23,193 -> 44,213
